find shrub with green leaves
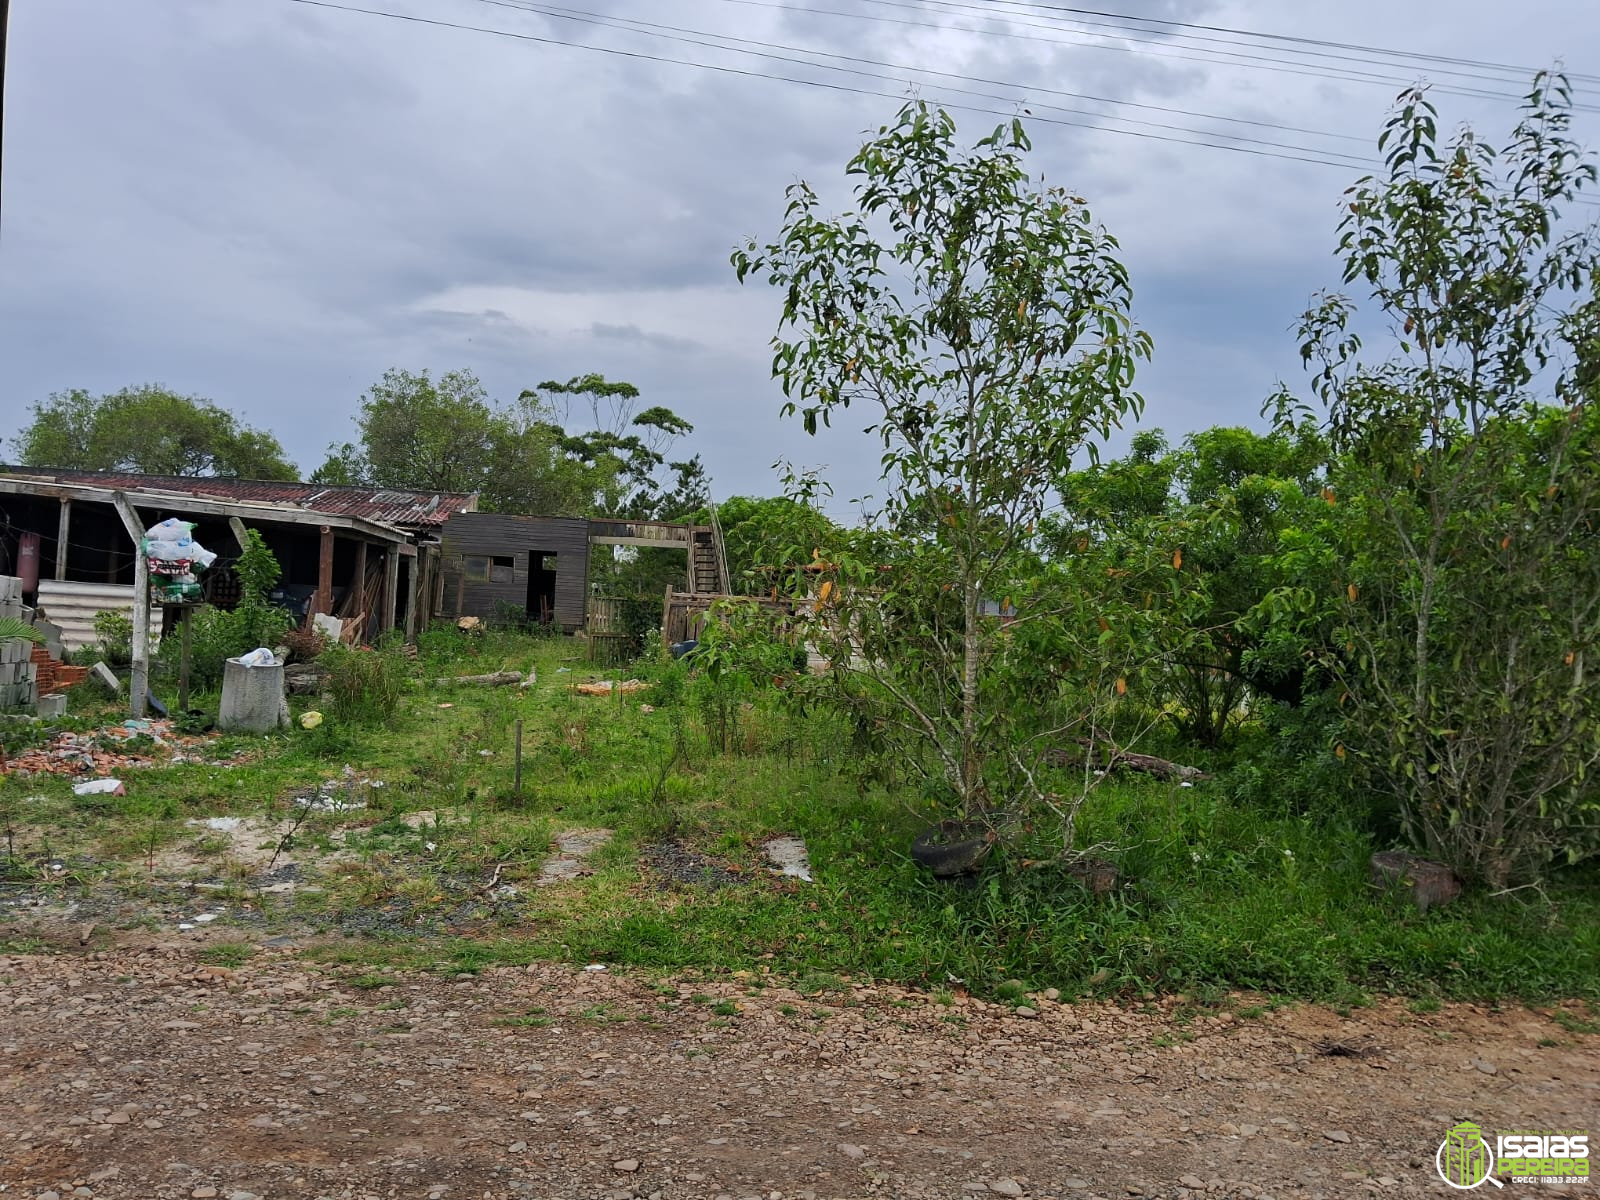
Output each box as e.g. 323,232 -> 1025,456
91,609 -> 134,666
183,531 -> 294,687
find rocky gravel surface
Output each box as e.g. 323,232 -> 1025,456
0,934 -> 1595,1200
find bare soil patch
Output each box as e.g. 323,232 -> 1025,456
0,929 -> 1593,1200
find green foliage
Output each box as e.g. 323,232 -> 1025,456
734,101 -> 1153,831
91,610 -> 134,666
12,384 -> 297,479
1285,72 -> 1600,887
0,618 -> 44,647
689,598 -> 803,753
184,531 -> 293,686
319,643 -> 411,726
1055,424 -> 1341,746
314,367 -> 698,520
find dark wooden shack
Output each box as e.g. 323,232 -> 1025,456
438,513 -> 590,631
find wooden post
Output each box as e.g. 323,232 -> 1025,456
178,606 -> 192,713
109,492 -> 148,719
404,547 -> 422,641
314,526 -> 334,618
227,516 -> 250,553
513,718 -> 523,800
54,499 -> 71,580
382,544 -> 400,634
352,539 -> 368,630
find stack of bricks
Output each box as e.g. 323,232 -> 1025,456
0,576 -> 40,710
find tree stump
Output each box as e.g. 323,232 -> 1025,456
1369,850 -> 1461,912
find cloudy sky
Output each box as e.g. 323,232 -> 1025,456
2,0 -> 1596,514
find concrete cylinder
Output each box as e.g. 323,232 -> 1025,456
218,657 -> 289,733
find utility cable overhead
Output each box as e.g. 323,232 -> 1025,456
274,0 -> 1600,209
891,0 -> 1600,91
901,0 -> 1600,87
281,0 -> 1377,171
705,0 -> 1600,113
461,0 -> 1371,153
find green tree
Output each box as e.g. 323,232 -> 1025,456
733,102 -> 1151,826
1285,73 -> 1600,886
1055,424 -> 1340,746
14,385 -> 297,479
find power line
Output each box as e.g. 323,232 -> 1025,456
905,0 -> 1600,87
460,0 -> 1372,158
281,0 -> 1378,171
891,0 -> 1600,91
274,0 -> 1600,209
705,0 -> 1600,113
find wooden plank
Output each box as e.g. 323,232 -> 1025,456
404,549 -> 421,641
382,546 -> 400,633
54,500 -> 71,580
227,516 -> 250,553
314,526 -> 334,618
352,541 -> 368,636
108,492 -> 149,719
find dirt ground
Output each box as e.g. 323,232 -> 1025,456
1,928 -> 1594,1200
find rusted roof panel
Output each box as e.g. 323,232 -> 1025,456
0,468 -> 477,529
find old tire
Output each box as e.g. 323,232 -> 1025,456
912,821 -> 994,878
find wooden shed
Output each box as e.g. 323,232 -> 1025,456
438,513 -> 591,631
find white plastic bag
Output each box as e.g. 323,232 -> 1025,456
237,647 -> 277,667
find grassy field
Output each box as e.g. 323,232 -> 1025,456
3,627 -> 1598,1010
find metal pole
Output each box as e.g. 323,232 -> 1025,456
0,0 -> 11,247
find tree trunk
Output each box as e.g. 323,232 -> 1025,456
960,576 -> 981,816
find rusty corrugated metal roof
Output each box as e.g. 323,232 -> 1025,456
0,468 -> 478,529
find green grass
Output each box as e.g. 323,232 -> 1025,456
5,626 -> 1599,1006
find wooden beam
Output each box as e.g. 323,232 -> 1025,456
227,516 -> 250,553
382,545 -> 400,634
352,540 -> 368,639
54,500 -> 70,580
108,492 -> 149,719
404,549 -> 421,641
587,536 -> 696,550
314,526 -> 334,618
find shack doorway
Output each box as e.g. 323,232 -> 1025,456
527,552 -> 558,626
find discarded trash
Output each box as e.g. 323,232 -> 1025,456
123,719 -> 152,732
299,711 -> 324,730
72,778 -> 125,797
574,679 -> 648,697
639,704 -> 656,714
237,647 -> 277,668
194,816 -> 245,832
763,835 -> 814,882
193,912 -> 220,923
555,667 -> 571,674
177,923 -> 195,931
146,691 -> 170,718
1179,781 -> 1194,788
437,703 -> 454,709
478,749 -> 494,757
519,668 -> 538,688
583,963 -> 608,972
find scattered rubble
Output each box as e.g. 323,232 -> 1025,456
3,719 -> 246,777
536,829 -> 614,885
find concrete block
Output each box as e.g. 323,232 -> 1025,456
34,693 -> 68,717
0,576 -> 18,601
90,662 -> 123,694
0,639 -> 28,665
0,599 -> 22,621
219,658 -> 289,734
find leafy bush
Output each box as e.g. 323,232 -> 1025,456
319,643 -> 410,725
183,532 -> 294,687
91,609 -> 134,666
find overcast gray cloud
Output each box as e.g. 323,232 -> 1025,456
2,0 -> 1596,514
